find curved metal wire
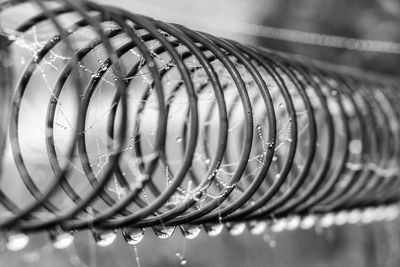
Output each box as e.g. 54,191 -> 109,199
0,0 -> 399,244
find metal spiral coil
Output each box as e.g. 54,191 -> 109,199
0,0 -> 400,245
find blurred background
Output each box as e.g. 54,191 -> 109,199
96,0 -> 400,76
1,0 -> 400,266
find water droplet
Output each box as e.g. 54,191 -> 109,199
176,252 -> 188,265
204,158 -> 211,165
361,208 -> 375,224
49,230 -> 74,249
271,219 -> 287,232
248,221 -> 267,235
8,34 -> 16,41
334,211 -> 348,226
263,233 -> 276,248
272,156 -> 278,162
92,230 -> 117,247
6,233 -> 29,251
286,216 -> 301,231
152,225 -> 176,239
226,223 -> 246,236
373,207 -> 385,221
256,124 -> 262,130
319,213 -> 335,228
203,224 -> 224,237
348,209 -> 362,224
122,227 -> 145,245
300,215 -> 317,229
90,73 -> 100,79
180,224 -> 201,239
176,137 -> 182,143
385,205 -> 400,221
279,102 -> 284,109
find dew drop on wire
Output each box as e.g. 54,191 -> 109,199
92,230 -> 117,247
248,221 -> 267,235
49,230 -> 74,250
153,225 -> 176,239
180,224 -> 201,239
6,233 -> 29,251
180,258 -> 188,265
204,224 -> 224,237
226,223 -> 246,236
122,227 -> 145,245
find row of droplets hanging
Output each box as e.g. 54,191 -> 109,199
3,205 -> 399,252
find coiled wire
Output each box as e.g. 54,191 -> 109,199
0,0 -> 399,239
